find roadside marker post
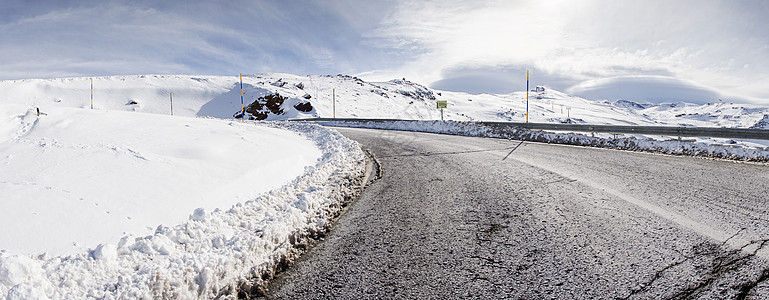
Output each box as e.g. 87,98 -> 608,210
170,92 -> 174,116
437,100 -> 448,121
240,74 -> 244,122
333,88 -> 336,119
526,70 -> 529,123
90,78 -> 93,109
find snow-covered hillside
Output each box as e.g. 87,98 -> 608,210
2,74 -> 768,129
442,88 -> 769,129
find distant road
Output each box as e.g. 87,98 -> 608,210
263,128 -> 769,299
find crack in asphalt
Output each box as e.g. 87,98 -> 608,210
672,239 -> 769,299
621,256 -> 690,299
471,254 -> 504,266
542,177 -> 579,185
622,237 -> 769,299
724,228 -> 749,246
736,268 -> 769,299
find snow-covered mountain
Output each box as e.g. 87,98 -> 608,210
2,73 -> 767,129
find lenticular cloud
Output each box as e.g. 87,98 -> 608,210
567,76 -> 723,104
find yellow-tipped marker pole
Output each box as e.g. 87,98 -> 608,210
526,70 -> 529,123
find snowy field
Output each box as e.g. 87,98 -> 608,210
0,103 -> 365,298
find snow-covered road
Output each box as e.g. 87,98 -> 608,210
264,128 -> 769,299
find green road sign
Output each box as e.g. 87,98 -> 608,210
436,100 -> 447,108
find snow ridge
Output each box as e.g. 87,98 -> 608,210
0,122 -> 365,299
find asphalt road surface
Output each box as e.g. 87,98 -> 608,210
263,128 -> 769,299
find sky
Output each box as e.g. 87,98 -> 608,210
1,0 -> 768,104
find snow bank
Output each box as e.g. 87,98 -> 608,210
318,120 -> 769,162
1,105 -> 321,256
0,106 -> 365,298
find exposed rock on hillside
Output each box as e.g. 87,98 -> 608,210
751,114 -> 769,129
235,92 -> 315,120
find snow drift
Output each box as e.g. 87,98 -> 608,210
0,105 -> 366,299
0,105 -> 321,256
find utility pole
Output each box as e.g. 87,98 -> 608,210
526,70 -> 529,123
90,78 -> 93,109
240,74 -> 244,122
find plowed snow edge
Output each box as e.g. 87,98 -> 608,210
233,144 -> 381,299
0,121 -> 367,300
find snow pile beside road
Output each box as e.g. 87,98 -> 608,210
319,120 -> 769,162
0,106 -> 365,299
1,105 -> 324,257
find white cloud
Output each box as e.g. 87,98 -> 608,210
361,0 -> 769,103
0,1 -> 397,80
364,0 -> 573,83
567,75 -> 725,104
2,0 -> 767,104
